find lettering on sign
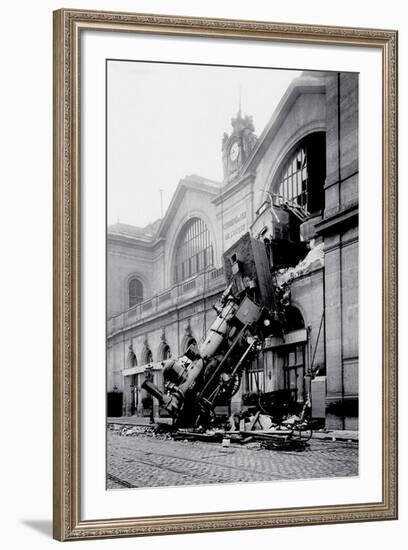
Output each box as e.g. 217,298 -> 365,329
223,211 -> 246,231
225,224 -> 247,241
224,211 -> 247,242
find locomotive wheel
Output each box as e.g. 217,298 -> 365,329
217,372 -> 241,400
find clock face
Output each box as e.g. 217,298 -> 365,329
229,141 -> 239,162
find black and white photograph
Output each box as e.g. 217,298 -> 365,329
106,60 -> 359,490
0,0 -> 402,545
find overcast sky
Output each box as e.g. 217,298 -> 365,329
107,61 -> 301,227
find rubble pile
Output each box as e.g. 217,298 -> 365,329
275,242 -> 324,287
108,406 -> 312,451
108,424 -> 173,440
167,408 -> 312,450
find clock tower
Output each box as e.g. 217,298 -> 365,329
222,109 -> 258,182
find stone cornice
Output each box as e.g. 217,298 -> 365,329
315,202 -> 358,235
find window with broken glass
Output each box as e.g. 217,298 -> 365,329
277,145 -> 308,208
274,132 -> 326,216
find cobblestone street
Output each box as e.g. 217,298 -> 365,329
107,429 -> 358,489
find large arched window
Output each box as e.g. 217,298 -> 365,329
174,218 -> 214,283
129,277 -> 143,308
274,132 -> 326,215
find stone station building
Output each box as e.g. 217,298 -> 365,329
107,70 -> 359,430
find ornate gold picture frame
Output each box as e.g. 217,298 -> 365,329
53,8 -> 398,541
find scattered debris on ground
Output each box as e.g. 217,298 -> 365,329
260,439 -> 309,452
108,408 -> 313,451
108,423 -> 173,440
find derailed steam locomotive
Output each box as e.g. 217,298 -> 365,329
142,202 -> 308,428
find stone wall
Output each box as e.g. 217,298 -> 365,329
320,72 -> 359,430
107,238 -> 159,317
106,71 -> 359,429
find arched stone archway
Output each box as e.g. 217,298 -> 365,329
180,319 -> 197,354
140,336 -> 153,365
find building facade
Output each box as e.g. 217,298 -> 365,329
107,71 -> 358,430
